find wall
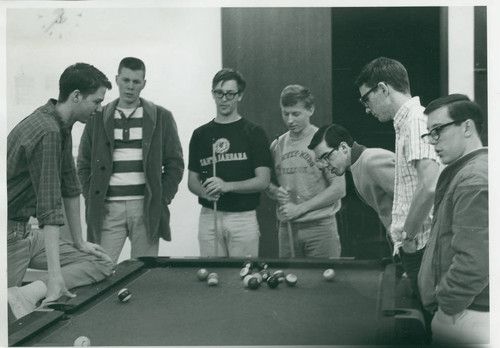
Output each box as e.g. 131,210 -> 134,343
221,7 -> 334,257
5,7 -> 223,260
3,5 -> 482,261
448,7 -> 475,97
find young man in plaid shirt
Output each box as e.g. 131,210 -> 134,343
7,63 -> 114,321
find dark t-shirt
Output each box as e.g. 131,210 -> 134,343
188,118 -> 272,212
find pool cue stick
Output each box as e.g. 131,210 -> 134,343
212,140 -> 218,256
275,134 -> 296,258
287,220 -> 295,258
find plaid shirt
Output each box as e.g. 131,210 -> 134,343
7,99 -> 81,227
391,97 -> 440,253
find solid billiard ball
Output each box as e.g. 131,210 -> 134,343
261,270 -> 271,282
258,262 -> 269,271
323,268 -> 336,281
118,288 -> 131,302
243,261 -> 255,269
243,274 -> 253,287
74,336 -> 91,346
239,267 -> 251,279
248,277 -> 260,290
207,273 -> 219,286
267,276 -> 279,289
285,273 -> 298,287
197,268 -> 209,281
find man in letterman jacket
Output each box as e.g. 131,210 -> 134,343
77,57 -> 184,264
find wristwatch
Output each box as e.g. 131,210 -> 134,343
402,231 -> 416,242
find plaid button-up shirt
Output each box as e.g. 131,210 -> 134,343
391,97 -> 440,253
8,99 -> 81,228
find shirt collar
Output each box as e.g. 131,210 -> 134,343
393,96 -> 421,131
445,147 -> 488,172
350,141 -> 367,165
46,99 -> 72,133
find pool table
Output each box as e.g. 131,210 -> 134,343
8,257 -> 426,346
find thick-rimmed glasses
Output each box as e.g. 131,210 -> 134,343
359,83 -> 380,107
316,148 -> 337,166
212,89 -> 239,101
421,119 -> 467,142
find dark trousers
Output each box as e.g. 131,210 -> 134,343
399,247 -> 424,299
400,247 -> 433,343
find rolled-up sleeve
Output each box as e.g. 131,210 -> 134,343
60,130 -> 82,198
28,132 -> 66,227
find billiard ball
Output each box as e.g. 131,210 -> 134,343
74,336 -> 91,346
258,262 -> 269,271
239,267 -> 251,279
267,276 -> 279,289
118,288 -> 131,302
197,268 -> 209,281
252,272 -> 263,284
261,270 -> 271,282
323,268 -> 336,281
207,273 -> 219,286
273,270 -> 286,282
248,277 -> 260,290
243,274 -> 253,287
285,273 -> 298,287
243,261 -> 255,269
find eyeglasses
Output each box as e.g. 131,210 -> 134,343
212,89 -> 239,101
316,148 -> 337,165
421,119 -> 467,142
359,84 -> 380,107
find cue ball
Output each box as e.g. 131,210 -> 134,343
285,273 -> 298,287
323,269 -> 336,281
74,336 -> 91,346
118,288 -> 132,302
197,268 -> 209,281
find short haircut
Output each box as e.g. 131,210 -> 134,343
308,124 -> 355,150
118,57 -> 146,75
280,85 -> 315,109
354,57 -> 411,94
212,68 -> 246,93
58,63 -> 112,102
424,93 -> 484,134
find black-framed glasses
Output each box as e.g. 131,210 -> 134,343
359,83 -> 380,106
212,89 -> 239,101
421,119 -> 467,142
316,148 -> 337,165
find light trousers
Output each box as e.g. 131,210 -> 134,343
431,307 -> 489,346
7,221 -> 113,288
198,207 -> 260,257
278,216 -> 341,258
100,199 -> 159,264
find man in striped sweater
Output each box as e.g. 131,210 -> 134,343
78,57 -> 184,264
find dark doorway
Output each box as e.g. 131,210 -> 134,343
222,7 -> 443,259
330,7 -> 442,258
